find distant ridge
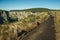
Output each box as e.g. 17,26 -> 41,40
0,8 -> 60,12
0,9 -> 8,11
10,8 -> 50,12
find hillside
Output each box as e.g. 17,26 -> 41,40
0,8 -> 60,40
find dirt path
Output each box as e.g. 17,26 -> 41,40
19,15 -> 56,40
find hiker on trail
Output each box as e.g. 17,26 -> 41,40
37,22 -> 40,26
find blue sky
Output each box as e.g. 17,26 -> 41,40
0,0 -> 60,10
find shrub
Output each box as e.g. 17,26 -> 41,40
9,17 -> 18,22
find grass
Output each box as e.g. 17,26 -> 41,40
0,11 -> 51,40
51,11 -> 60,40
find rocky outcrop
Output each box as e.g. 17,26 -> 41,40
0,10 -> 9,24
9,11 -> 33,21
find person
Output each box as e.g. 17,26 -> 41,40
37,22 -> 40,26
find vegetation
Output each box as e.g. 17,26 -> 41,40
0,8 -> 60,40
20,14 -> 40,26
8,17 -> 18,22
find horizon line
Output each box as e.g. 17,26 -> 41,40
0,7 -> 60,11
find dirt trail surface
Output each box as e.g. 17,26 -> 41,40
19,15 -> 56,40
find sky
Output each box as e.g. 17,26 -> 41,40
0,0 -> 60,10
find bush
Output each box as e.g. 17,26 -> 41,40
8,17 -> 18,22
20,14 -> 40,26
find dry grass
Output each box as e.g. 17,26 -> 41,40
0,12 -> 50,40
51,11 -> 60,40
0,24 -> 17,40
